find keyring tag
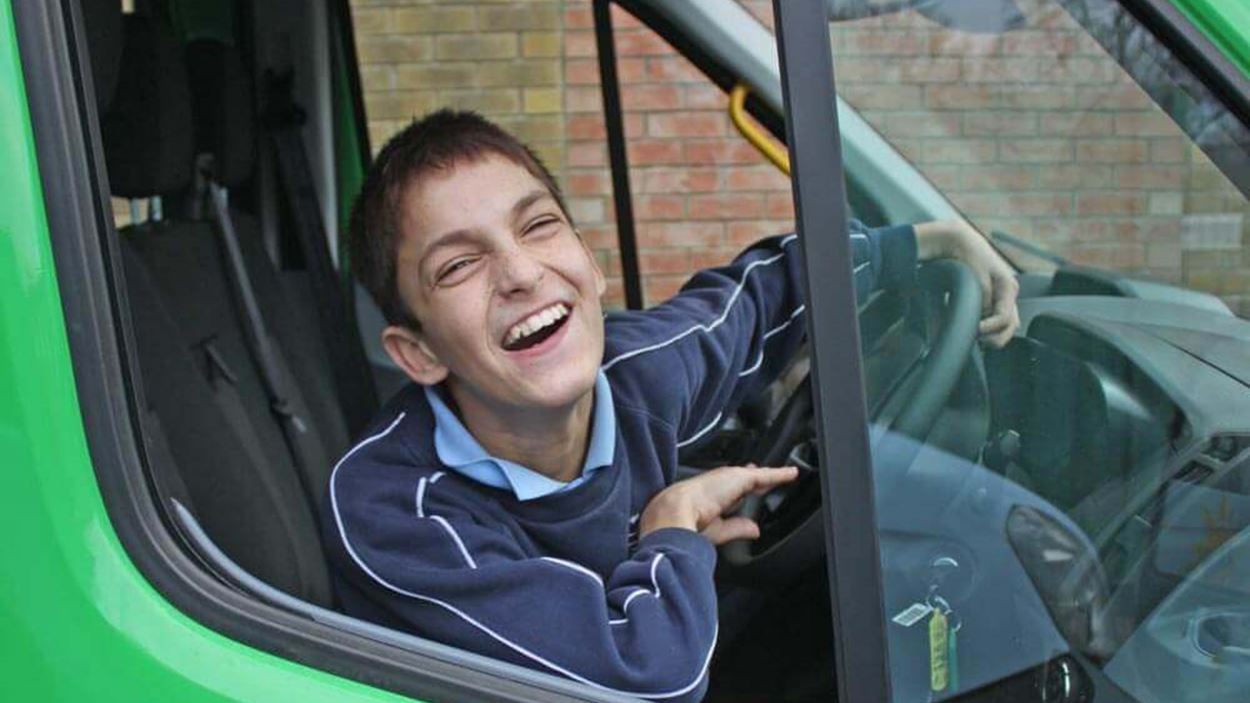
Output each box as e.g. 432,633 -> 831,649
929,608 -> 949,693
892,602 -> 934,627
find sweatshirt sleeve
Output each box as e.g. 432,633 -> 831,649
328,462 -> 718,702
604,223 -> 916,449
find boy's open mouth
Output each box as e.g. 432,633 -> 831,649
502,303 -> 571,352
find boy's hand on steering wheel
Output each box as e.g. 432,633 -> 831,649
640,465 -> 800,546
915,220 -> 1021,348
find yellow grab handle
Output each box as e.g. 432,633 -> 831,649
728,84 -> 791,176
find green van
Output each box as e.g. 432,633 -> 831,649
5,0 -> 1250,701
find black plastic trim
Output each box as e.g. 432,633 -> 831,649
11,2 -> 639,701
772,1 -> 892,701
1118,0 -> 1250,130
593,0 -> 643,310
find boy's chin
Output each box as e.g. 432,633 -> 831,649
514,366 -> 599,411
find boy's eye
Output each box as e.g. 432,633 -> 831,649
435,257 -> 479,285
523,216 -> 560,238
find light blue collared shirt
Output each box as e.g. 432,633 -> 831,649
424,371 -> 617,501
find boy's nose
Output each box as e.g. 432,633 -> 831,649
494,245 -> 545,295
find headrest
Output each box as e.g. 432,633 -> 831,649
101,15 -> 194,198
80,0 -> 123,113
185,40 -> 255,188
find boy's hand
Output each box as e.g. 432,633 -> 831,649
640,465 -> 800,545
914,220 -> 1020,348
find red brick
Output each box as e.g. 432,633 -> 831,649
645,275 -> 689,305
617,58 -> 646,83
727,220 -> 781,247
1116,165 -> 1187,189
844,30 -> 928,56
961,166 -> 1035,190
847,85 -> 923,110
726,166 -> 789,191
961,58 -> 1039,83
640,248 -> 693,275
565,58 -> 600,85
580,226 -> 617,250
621,85 -> 682,111
900,59 -> 961,83
564,31 -> 596,58
1076,140 -> 1148,163
646,57 -> 704,82
1000,32 -> 1077,55
1075,86 -> 1152,110
1035,164 -> 1114,188
1114,112 -> 1179,137
881,112 -> 961,138
568,114 -> 606,140
628,140 -> 686,166
689,194 -> 763,220
635,195 -> 685,220
963,113 -> 1037,136
684,84 -> 726,110
609,4 -> 643,30
638,168 -> 720,194
684,140 -> 761,165
923,140 -> 997,164
566,86 -> 602,113
1039,113 -> 1114,137
1077,193 -> 1148,215
1150,138 -> 1187,163
765,193 -> 795,220
925,85 -> 999,110
998,140 -> 1074,163
565,172 -> 610,196
929,32 -> 997,56
647,112 -> 726,138
956,193 -> 1072,216
567,142 -> 607,167
614,31 -> 671,57
637,222 -> 724,248
689,248 -> 741,270
563,4 -> 593,30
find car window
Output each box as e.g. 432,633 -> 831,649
831,0 -> 1250,317
812,0 -> 1250,700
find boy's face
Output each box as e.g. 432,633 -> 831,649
384,155 -> 606,414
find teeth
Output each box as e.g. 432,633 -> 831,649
505,303 -> 569,347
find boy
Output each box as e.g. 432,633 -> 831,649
324,110 -> 1017,702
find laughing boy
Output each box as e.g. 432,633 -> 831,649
324,110 -> 1018,702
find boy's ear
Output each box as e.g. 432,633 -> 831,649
382,325 -> 449,386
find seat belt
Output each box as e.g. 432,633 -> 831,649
264,72 -> 378,437
207,181 -> 327,518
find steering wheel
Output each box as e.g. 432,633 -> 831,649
719,259 -> 983,586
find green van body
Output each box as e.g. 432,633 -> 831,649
2,0 -> 1249,700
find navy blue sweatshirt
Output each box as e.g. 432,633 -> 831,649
323,224 -> 916,701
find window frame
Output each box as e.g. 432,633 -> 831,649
14,1 -> 646,701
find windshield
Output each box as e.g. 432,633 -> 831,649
815,0 -> 1250,700
831,0 -> 1250,318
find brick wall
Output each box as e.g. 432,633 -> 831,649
827,0 -> 1250,314
348,0 -> 1250,315
349,0 -> 793,308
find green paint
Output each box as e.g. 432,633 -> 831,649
1170,0 -> 1250,78
0,2 -> 407,700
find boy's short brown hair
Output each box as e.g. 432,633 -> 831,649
349,109 -> 573,329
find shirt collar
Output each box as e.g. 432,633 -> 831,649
424,371 -> 617,501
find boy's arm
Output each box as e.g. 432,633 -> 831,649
328,465 -> 719,702
604,222 -> 915,449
